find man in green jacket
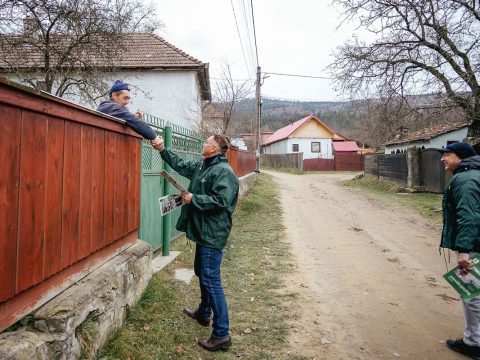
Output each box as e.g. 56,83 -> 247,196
438,142 -> 480,359
152,134 -> 239,352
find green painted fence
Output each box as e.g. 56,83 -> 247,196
139,113 -> 203,253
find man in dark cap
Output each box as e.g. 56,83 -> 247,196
438,142 -> 480,358
97,80 -> 162,146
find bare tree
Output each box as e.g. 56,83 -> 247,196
350,95 -> 468,149
210,63 -> 254,135
330,0 -> 480,137
0,0 -> 161,103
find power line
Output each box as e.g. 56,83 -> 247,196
265,72 -> 332,79
239,0 -> 257,74
231,0 -> 252,78
210,77 -> 255,82
250,0 -> 259,67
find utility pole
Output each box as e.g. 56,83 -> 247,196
255,66 -> 261,171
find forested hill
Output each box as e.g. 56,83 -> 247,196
235,97 -> 366,138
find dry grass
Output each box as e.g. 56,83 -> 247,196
344,175 -> 443,221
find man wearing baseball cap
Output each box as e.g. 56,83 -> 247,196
438,142 -> 480,358
97,80 -> 162,147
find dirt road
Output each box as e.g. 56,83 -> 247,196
266,170 -> 465,360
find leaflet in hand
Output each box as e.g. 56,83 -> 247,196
443,255 -> 480,301
159,194 -> 183,216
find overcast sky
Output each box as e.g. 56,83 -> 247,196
155,1 -> 364,102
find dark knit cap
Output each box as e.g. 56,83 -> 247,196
437,142 -> 477,159
109,80 -> 130,95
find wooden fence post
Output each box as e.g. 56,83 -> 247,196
407,147 -> 421,190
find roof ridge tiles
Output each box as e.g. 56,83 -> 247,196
147,33 -> 202,65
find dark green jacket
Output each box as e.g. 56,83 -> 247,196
441,156 -> 480,252
160,149 -> 239,250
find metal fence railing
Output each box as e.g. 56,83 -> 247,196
139,113 -> 204,253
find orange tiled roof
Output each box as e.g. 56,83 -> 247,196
384,121 -> 469,146
0,33 -> 204,69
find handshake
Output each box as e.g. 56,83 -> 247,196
150,136 -> 164,151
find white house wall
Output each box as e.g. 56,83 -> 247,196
384,127 -> 468,154
263,140 -> 288,154
118,71 -> 201,129
3,70 -> 202,129
263,138 -> 333,159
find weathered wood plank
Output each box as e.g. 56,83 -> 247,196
92,128 -> 105,252
44,117 -> 65,278
114,135 -> 129,239
0,104 -> 21,302
79,126 -> 94,259
61,122 -> 81,268
104,132 -> 116,246
17,111 -> 47,293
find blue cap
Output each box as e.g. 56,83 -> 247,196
437,142 -> 477,159
109,80 -> 130,94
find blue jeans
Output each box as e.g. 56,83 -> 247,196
194,244 -> 230,339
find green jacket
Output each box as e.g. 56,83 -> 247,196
441,156 -> 480,252
160,149 -> 239,249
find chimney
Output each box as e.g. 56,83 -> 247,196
23,17 -> 40,42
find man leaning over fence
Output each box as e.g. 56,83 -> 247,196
97,80 -> 162,147
152,135 -> 239,352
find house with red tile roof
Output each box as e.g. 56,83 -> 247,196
384,121 -> 469,154
262,114 -> 349,159
0,33 -> 211,128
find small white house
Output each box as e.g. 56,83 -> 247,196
262,114 -> 347,159
384,122 -> 469,154
0,33 -> 211,129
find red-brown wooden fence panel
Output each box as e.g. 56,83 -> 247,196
303,158 -> 335,171
226,148 -> 256,177
0,78 -> 142,332
334,153 -> 365,171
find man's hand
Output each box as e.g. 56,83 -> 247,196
134,111 -> 143,119
151,136 -> 164,151
458,252 -> 473,273
182,192 -> 193,204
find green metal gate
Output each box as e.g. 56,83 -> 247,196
139,113 -> 203,253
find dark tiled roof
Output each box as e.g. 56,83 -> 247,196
0,33 -> 203,69
384,121 -> 469,146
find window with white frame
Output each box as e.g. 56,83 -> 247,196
292,144 -> 299,152
311,142 -> 321,153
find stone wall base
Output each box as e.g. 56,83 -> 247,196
0,240 -> 152,360
238,171 -> 259,197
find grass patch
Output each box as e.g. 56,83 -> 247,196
260,166 -> 303,175
99,174 -> 305,360
77,313 -> 99,359
345,175 -> 443,221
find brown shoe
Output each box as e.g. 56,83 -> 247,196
197,336 -> 232,351
183,308 -> 210,327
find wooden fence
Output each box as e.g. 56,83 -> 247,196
303,153 -> 365,171
365,150 -> 451,192
334,153 -> 364,171
364,153 -> 408,186
260,153 -> 303,170
303,158 -> 334,171
227,148 -> 257,177
419,149 -> 452,193
0,78 -> 142,332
